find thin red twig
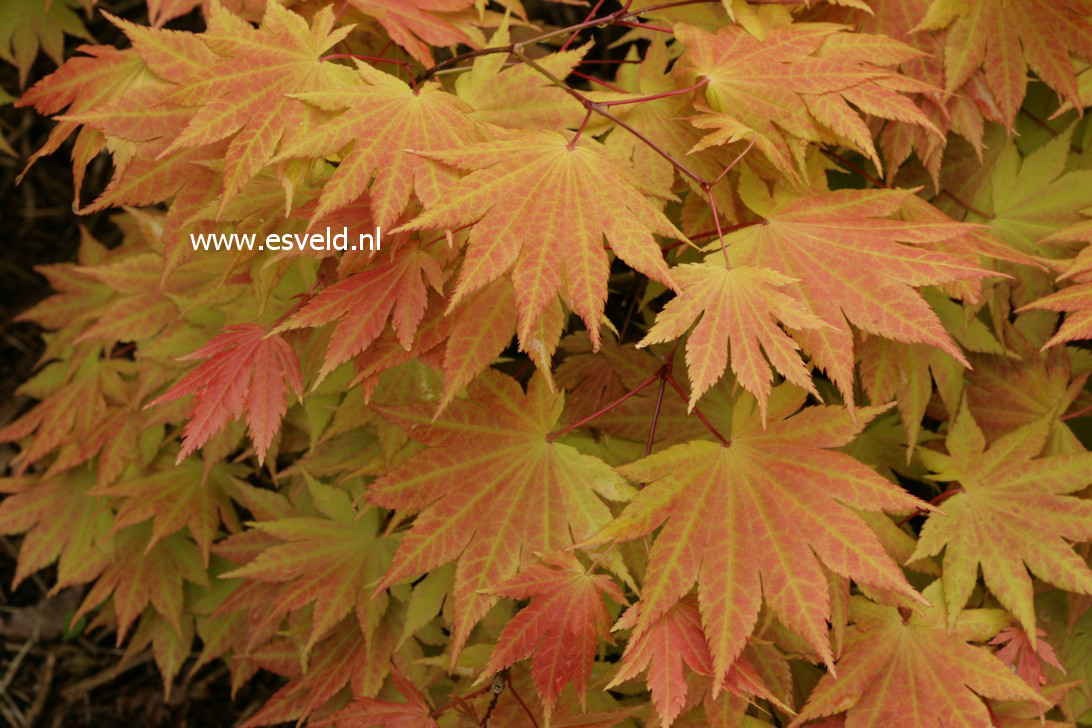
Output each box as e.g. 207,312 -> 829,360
570,70 -> 626,93
429,684 -> 492,718
821,148 -> 887,189
664,373 -> 729,445
507,679 -> 540,728
940,189 -> 992,219
601,77 -> 708,107
615,20 -> 674,33
898,487 -> 963,526
560,0 -> 607,52
321,53 -> 420,92
1062,401 -> 1092,421
546,370 -> 660,441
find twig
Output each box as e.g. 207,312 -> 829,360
939,189 -> 992,219
60,651 -> 154,702
646,371 -> 668,456
664,373 -> 729,445
1062,401 -> 1092,421
821,148 -> 887,189
24,651 -> 55,728
479,671 -> 507,727
507,678 -> 539,728
414,0 -> 720,84
546,370 -> 660,441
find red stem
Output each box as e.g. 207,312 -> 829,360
615,20 -> 674,33
940,189 -> 992,219
601,78 -> 709,107
822,148 -> 887,189
707,186 -> 730,264
664,373 -> 730,446
1062,401 -> 1092,421
568,106 -> 595,149
898,487 -> 963,526
571,70 -> 626,93
507,680 -> 540,728
429,684 -> 492,718
546,370 -> 660,441
560,0 -> 607,52
321,53 -> 419,93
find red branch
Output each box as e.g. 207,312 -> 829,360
664,373 -> 729,446
546,370 -> 660,442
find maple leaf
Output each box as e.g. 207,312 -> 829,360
582,384 -> 930,685
678,22 -> 938,176
640,262 -> 829,419
348,0 -> 474,67
145,323 -> 304,464
91,456 -> 243,565
1020,283 -> 1092,349
0,351 -> 134,476
368,371 -> 636,659
237,618 -> 399,727
976,128 -> 1092,255
792,583 -> 1050,727
481,551 -> 626,719
222,475 -> 394,654
317,666 -> 439,728
395,130 -> 682,346
275,61 -> 485,228
454,16 -> 587,133
15,41 -> 151,201
0,0 -> 91,87
274,248 -> 444,382
0,468 -> 113,591
608,596 -> 782,727
909,403 -> 1092,636
990,627 -> 1066,687
916,0 -> 1092,130
724,176 -> 995,404
439,278 -> 518,411
152,1 -> 357,211
75,525 -> 208,642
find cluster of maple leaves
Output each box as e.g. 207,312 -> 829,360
2,0 -> 1092,725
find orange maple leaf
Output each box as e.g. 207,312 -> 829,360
640,262 -> 830,419
609,596 -> 782,727
916,0 -> 1092,129
348,0 -> 475,67
678,21 -> 938,176
0,469 -> 112,591
396,130 -> 682,347
482,551 -> 626,720
275,61 -> 485,228
725,179 -> 995,404
583,384 -> 930,683
990,627 -> 1066,687
153,1 -> 357,211
275,248 -> 444,383
368,371 -> 635,660
317,666 -> 439,728
792,584 -> 1049,726
146,323 -> 303,464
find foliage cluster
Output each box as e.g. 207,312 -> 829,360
3,0 -> 1092,726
